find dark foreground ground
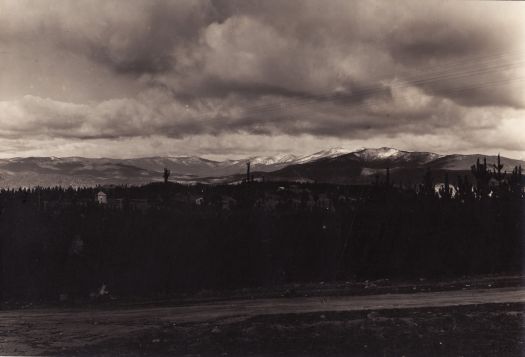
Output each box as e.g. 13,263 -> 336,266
77,303 -> 524,357
1,276 -> 524,356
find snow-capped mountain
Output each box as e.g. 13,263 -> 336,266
268,148 -> 525,184
0,147 -> 523,187
353,147 -> 403,160
0,149 -> 352,187
351,147 -> 443,165
294,147 -> 353,164
248,154 -> 299,166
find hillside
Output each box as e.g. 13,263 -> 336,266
268,148 -> 524,185
0,148 -> 523,188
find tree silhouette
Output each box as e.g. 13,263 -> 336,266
509,165 -> 523,197
419,167 -> 435,198
471,157 -> 490,198
163,168 -> 171,184
493,153 -> 505,181
456,175 -> 473,201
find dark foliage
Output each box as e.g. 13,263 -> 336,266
0,159 -> 523,301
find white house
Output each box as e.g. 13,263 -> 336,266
97,191 -> 107,204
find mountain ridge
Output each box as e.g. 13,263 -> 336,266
0,148 -> 523,188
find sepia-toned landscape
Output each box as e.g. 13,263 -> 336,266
0,0 -> 524,356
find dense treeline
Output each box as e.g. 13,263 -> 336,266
0,173 -> 523,301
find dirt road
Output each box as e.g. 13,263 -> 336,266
1,286 -> 524,355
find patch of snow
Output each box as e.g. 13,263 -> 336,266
353,147 -> 443,163
354,147 -> 403,160
249,154 -> 299,166
295,147 -> 352,164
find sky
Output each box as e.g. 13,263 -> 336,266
0,0 -> 524,160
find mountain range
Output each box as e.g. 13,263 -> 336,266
0,147 -> 523,188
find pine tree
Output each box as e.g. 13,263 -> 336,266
509,165 -> 523,197
163,168 -> 171,184
456,174 -> 473,201
493,153 -> 504,181
471,157 -> 490,198
419,167 -> 435,198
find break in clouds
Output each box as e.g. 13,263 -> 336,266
0,0 -> 524,159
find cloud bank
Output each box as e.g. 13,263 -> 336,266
0,0 -> 524,158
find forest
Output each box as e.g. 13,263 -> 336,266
0,158 -> 523,301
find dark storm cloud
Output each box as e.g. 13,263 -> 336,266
0,0 -> 524,157
85,1 -> 221,74
387,19 -> 491,62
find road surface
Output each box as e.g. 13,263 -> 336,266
1,286 -> 524,355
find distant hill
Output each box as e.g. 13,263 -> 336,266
0,147 -> 523,188
0,150 -> 326,187
267,148 -> 525,185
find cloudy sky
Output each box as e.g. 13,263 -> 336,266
0,0 -> 524,160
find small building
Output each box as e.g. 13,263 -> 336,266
434,183 -> 457,198
96,191 -> 107,204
